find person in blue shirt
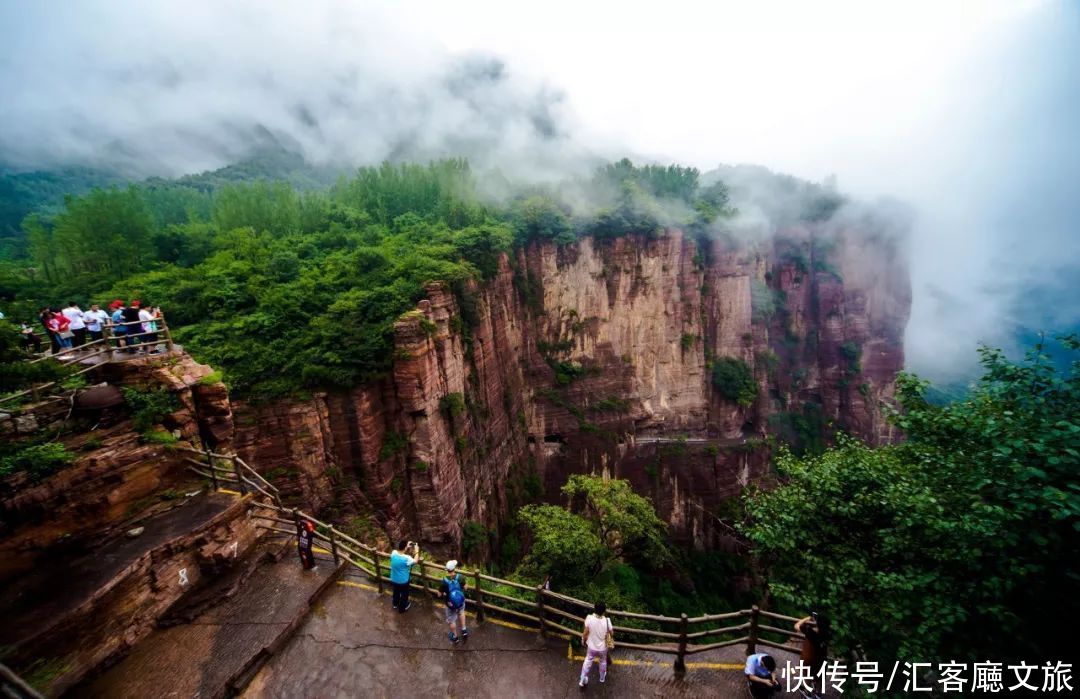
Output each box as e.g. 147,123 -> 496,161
745,652 -> 780,698
389,540 -> 421,613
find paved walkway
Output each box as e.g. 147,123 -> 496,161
0,492 -> 235,651
243,568 -> 803,698
75,550 -> 334,699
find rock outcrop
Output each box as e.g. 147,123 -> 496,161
233,227 -> 909,554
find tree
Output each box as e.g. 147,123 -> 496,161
517,475 -> 673,588
711,357 -> 757,406
517,504 -> 607,585
562,474 -> 672,566
742,335 -> 1080,663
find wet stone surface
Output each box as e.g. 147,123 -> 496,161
243,569 -> 803,698
74,551 -> 334,699
0,492 -> 235,649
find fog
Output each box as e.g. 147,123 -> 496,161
1,0 -> 1077,382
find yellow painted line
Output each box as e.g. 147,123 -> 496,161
566,652 -> 742,671
331,581 -> 740,671
337,580 -> 385,594
313,546 -> 331,555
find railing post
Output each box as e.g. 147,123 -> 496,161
233,456 -> 247,495
474,569 -> 485,622
675,613 -> 688,673
536,585 -> 546,636
329,526 -> 340,565
419,560 -> 435,600
205,448 -> 218,491
373,552 -> 385,594
161,312 -> 175,353
747,605 -> 760,656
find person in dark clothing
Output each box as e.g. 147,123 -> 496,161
121,300 -> 142,353
297,519 -> 317,570
20,323 -> 43,353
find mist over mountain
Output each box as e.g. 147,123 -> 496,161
1,1 -> 1077,383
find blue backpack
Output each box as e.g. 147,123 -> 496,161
445,576 -> 465,609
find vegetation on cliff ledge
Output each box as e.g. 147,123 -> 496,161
0,156 -> 752,397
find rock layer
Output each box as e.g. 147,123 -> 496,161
234,228 -> 909,553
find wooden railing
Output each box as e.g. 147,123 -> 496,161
0,663 -> 43,699
1,316 -> 176,406
174,445 -> 283,509
245,498 -> 805,673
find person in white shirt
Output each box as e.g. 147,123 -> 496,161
83,304 -> 110,343
579,600 -> 614,687
138,305 -> 157,353
62,302 -> 87,348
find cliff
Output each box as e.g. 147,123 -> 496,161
233,225 -> 909,554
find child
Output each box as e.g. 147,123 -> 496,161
439,560 -> 469,643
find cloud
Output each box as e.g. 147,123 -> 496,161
1,0 -> 1077,383
0,1 -> 600,180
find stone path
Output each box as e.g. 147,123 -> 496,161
242,568 -> 805,698
75,548 -> 335,699
0,491 -> 235,651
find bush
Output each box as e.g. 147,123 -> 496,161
1,443 -> 76,481
439,392 -> 465,418
711,357 -> 757,407
461,520 -> 488,557
122,386 -> 182,433
379,431 -> 408,461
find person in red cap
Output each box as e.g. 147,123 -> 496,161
109,300 -> 129,351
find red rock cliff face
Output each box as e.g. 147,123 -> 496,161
234,228 -> 909,553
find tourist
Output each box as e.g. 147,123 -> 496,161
578,600 -> 613,688
298,519 -> 317,571
84,303 -> 109,344
49,308 -> 73,351
439,560 -> 469,643
109,301 -> 129,351
62,302 -> 87,348
20,323 -> 43,353
139,303 -> 158,353
794,612 -> 830,695
39,307 -> 59,354
121,300 -> 142,352
745,652 -> 781,698
389,540 -> 421,613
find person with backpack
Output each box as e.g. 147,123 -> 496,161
579,600 -> 614,688
439,560 -> 469,644
389,540 -> 421,613
745,652 -> 781,698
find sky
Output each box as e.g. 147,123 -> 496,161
1,0 -> 1077,381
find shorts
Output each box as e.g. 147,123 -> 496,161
445,604 -> 465,624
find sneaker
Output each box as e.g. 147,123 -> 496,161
448,632 -> 459,644
402,602 -> 412,612
579,677 -> 588,688
599,676 -> 606,684
460,628 -> 469,638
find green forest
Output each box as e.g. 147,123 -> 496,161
2,154 -> 1076,669
0,156 -> 748,396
